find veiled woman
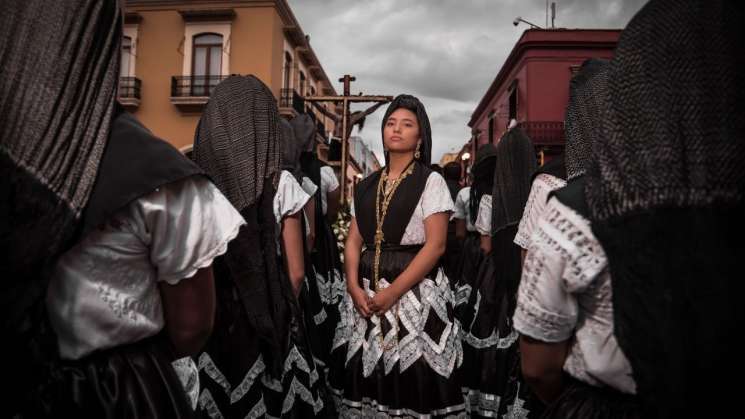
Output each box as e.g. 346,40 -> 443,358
292,114 -> 345,379
2,1 -> 244,416
452,144 -> 496,319
193,75 -> 324,418
460,127 -> 542,418
524,1 -> 745,417
330,95 -> 465,417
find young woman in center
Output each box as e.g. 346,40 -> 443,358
330,95 -> 466,417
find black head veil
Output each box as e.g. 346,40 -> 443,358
564,58 -> 610,180
584,0 -> 745,416
194,75 -> 292,375
491,127 -> 538,234
292,114 -> 322,185
194,75 -> 280,210
280,117 -> 302,181
470,144 -> 497,224
381,94 -> 432,165
291,114 -> 316,153
443,161 -> 462,201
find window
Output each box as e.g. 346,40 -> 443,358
508,88 -> 518,123
283,52 -> 293,89
488,112 -> 495,144
121,36 -> 132,77
192,33 -> 223,95
299,71 -> 306,96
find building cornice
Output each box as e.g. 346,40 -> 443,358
126,0 -> 337,96
128,0 -> 272,8
468,28 -> 621,127
179,8 -> 236,22
125,12 -> 143,24
276,0 -> 337,95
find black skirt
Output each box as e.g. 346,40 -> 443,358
329,246 -> 467,418
43,335 -> 195,418
199,259 -> 325,418
453,232 -> 482,320
442,220 -> 462,281
460,227 -> 543,418
541,377 -> 640,419
305,217 -> 345,368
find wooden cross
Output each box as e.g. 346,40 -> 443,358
305,75 -> 392,207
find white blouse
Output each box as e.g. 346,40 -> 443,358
299,175 -> 317,237
474,194 -> 493,236
320,165 -> 339,215
274,171 -> 312,252
452,186 -> 477,232
512,197 -> 636,394
351,171 -> 455,245
274,171 -> 312,224
301,176 -> 318,198
47,176 -> 245,360
514,173 -> 567,250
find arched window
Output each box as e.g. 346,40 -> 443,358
283,51 -> 293,89
488,116 -> 495,144
299,71 -> 306,96
121,36 -> 132,77
192,33 -> 223,95
309,86 -> 316,96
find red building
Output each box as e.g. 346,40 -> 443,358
468,29 -> 621,163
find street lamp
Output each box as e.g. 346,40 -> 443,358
460,152 -> 471,186
513,16 -> 542,29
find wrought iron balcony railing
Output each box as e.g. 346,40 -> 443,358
518,121 -> 565,145
119,77 -> 141,99
280,88 -> 305,114
171,75 -> 229,97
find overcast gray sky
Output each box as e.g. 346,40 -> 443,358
287,0 -> 647,164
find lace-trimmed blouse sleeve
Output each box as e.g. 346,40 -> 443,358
301,176 -> 318,197
513,197 -> 607,342
474,194 -> 492,236
133,175 -> 246,284
514,173 -> 567,250
420,172 -> 455,220
274,170 -> 311,224
452,187 -> 469,220
321,166 -> 340,193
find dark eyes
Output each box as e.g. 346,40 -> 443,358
385,121 -> 414,128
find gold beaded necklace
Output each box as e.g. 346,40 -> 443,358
373,160 -> 415,351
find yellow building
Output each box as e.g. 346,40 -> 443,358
122,0 -> 338,151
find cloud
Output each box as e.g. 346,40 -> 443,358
289,0 -> 647,163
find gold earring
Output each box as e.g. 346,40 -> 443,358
414,142 -> 421,159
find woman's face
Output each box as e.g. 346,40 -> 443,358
383,108 -> 420,154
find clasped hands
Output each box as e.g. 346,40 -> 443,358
349,285 -> 399,318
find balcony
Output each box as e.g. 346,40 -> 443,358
279,88 -> 305,117
518,121 -> 565,146
170,75 -> 229,111
119,77 -> 141,108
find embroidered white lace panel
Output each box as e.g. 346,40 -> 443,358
514,173 -> 567,250
474,195 -> 492,236
47,176 -> 245,360
513,197 -> 636,394
452,186 -> 476,232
